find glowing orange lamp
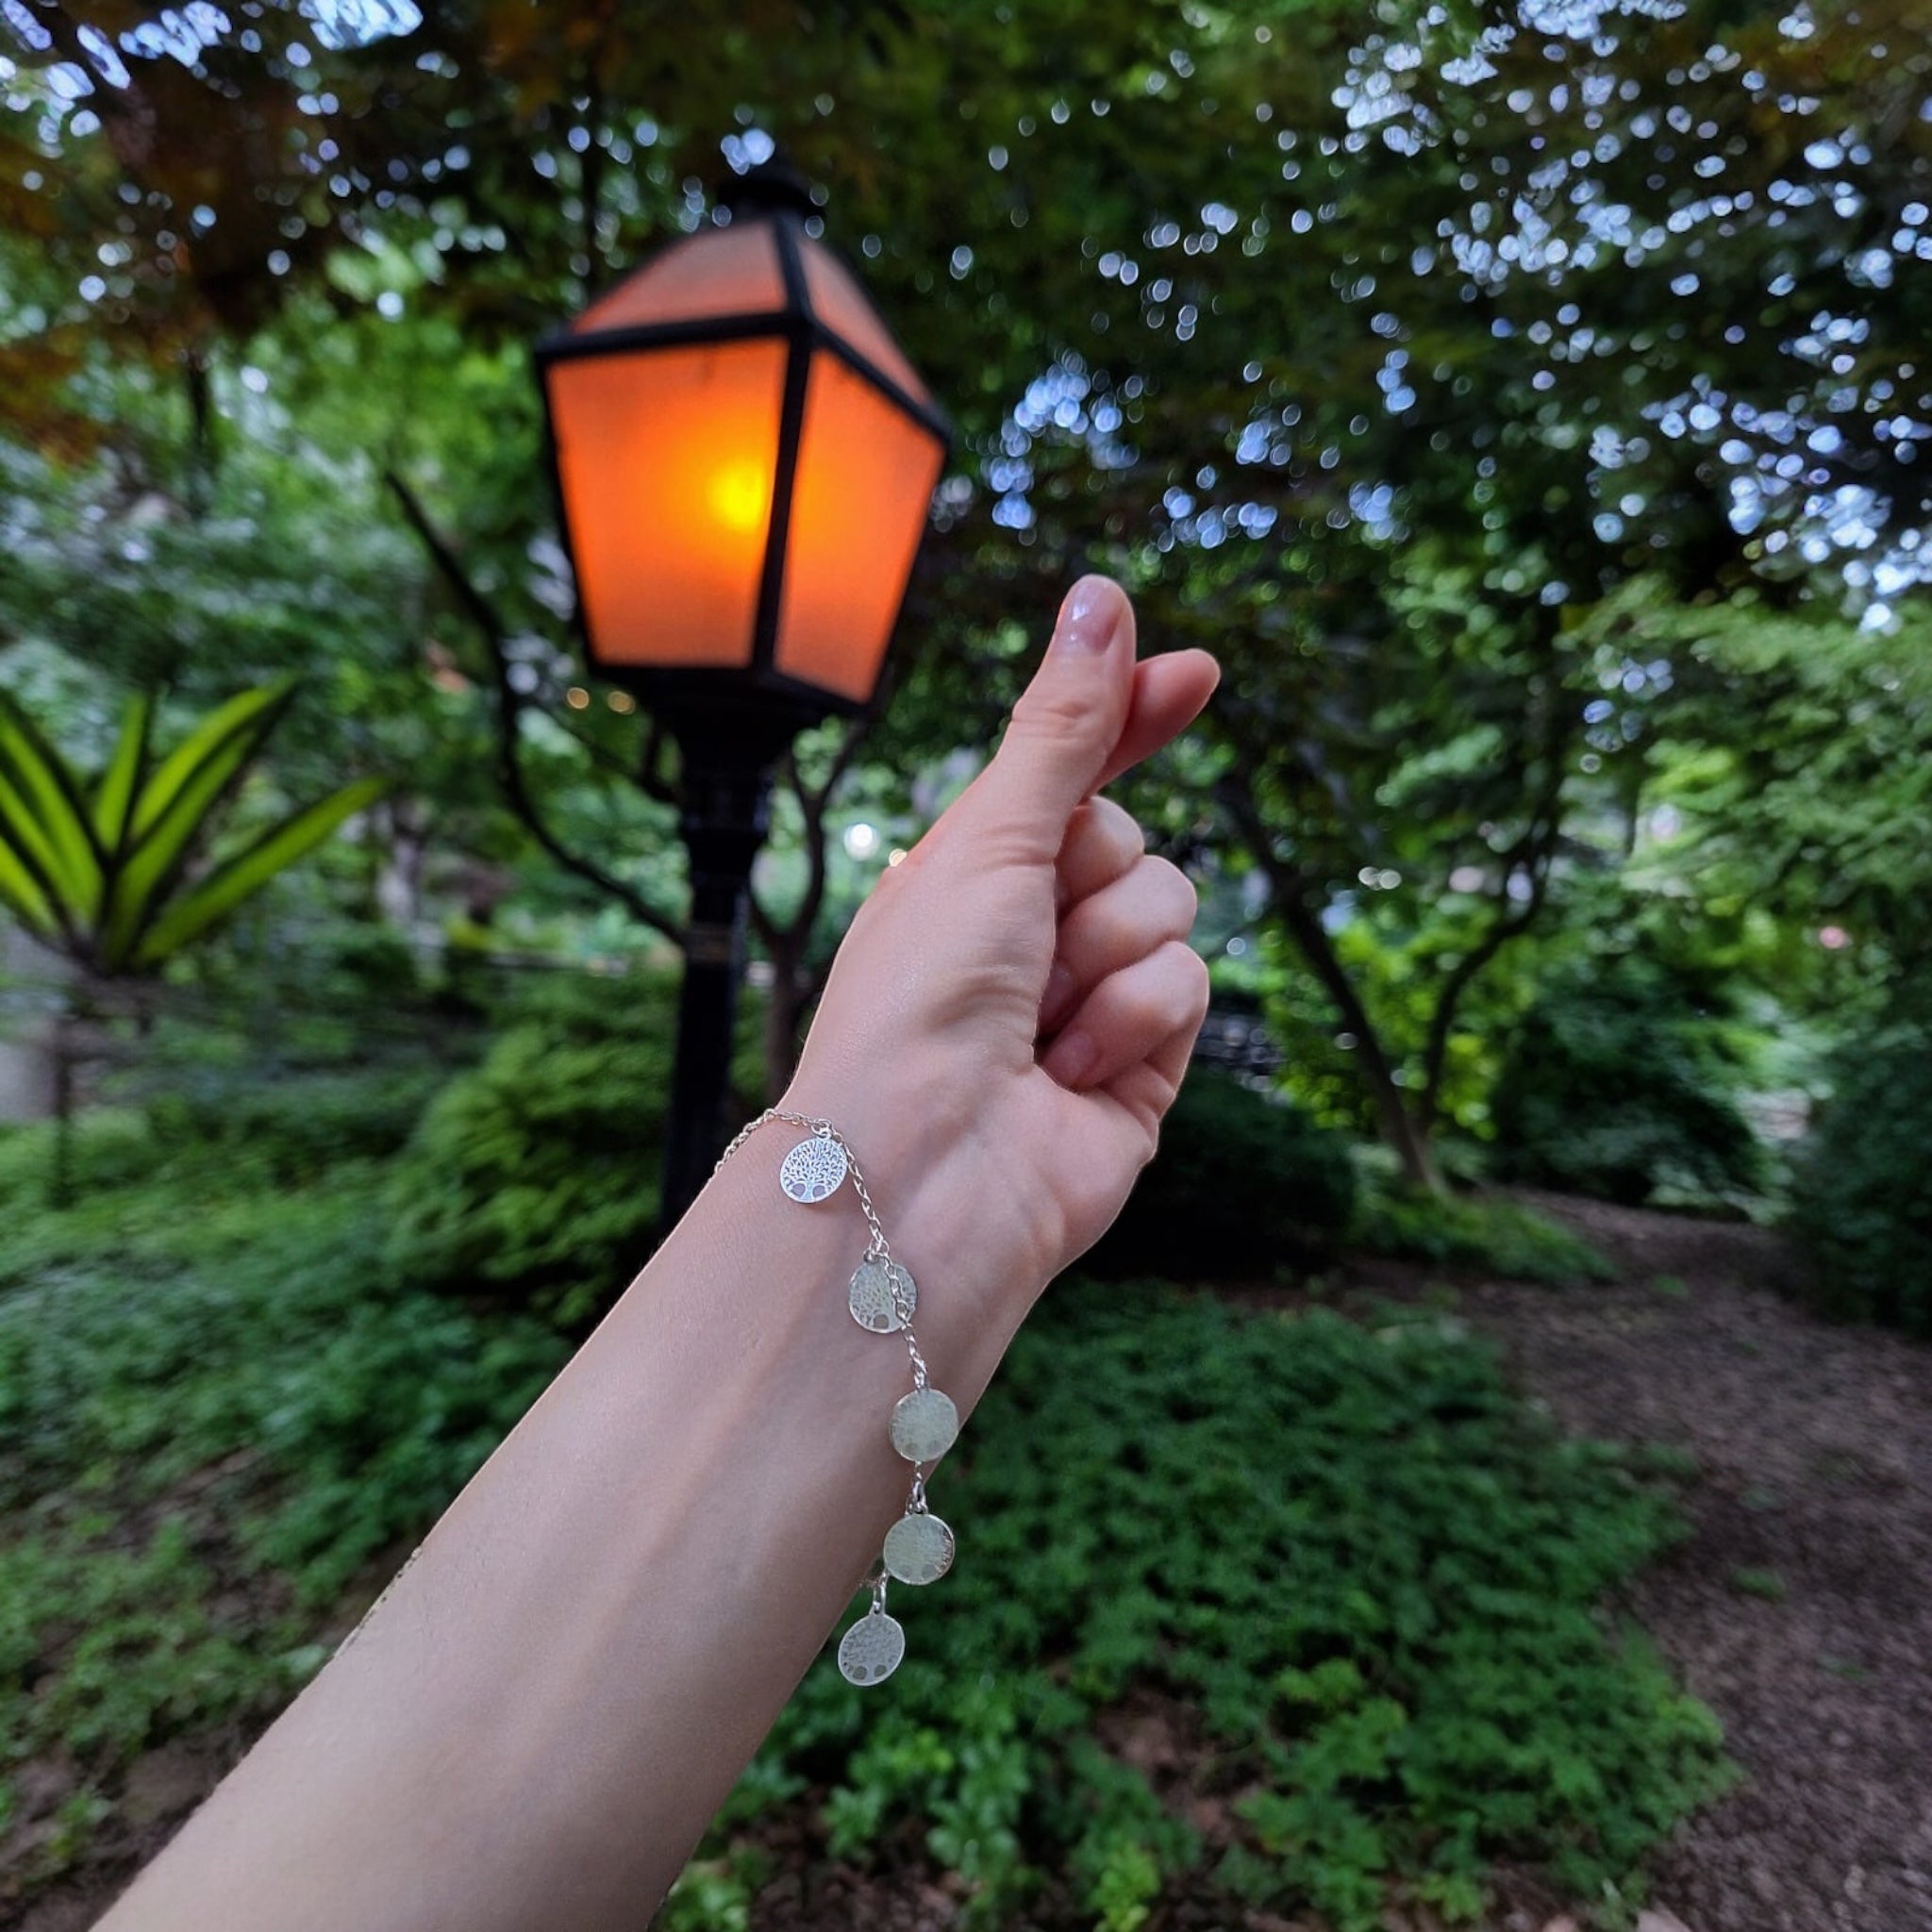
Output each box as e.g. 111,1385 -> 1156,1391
534,160 -> 950,1227
537,159 -> 950,724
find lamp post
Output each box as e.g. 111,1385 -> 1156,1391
536,161 -> 950,1229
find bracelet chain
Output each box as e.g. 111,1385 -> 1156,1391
713,1107 -> 954,1685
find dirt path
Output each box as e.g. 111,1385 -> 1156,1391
1434,1194 -> 1932,1932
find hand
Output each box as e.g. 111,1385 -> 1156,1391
785,575 -> 1220,1307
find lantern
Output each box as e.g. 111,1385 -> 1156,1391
533,160 -> 949,1227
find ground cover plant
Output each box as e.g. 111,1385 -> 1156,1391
675,1285 -> 1726,1930
1352,1177 -> 1617,1288
0,1106 -> 568,1898
0,1101 -> 1724,1926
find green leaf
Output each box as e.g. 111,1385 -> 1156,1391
133,775 -> 386,967
104,687 -> 295,969
128,684 -> 291,843
0,827 -> 58,935
0,766 -> 70,932
92,694 -> 152,856
0,690 -> 104,922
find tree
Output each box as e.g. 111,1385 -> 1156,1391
6,0 -> 1928,1166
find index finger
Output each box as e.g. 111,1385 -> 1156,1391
1093,649 -> 1221,793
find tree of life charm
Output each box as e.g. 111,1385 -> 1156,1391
891,1386 -> 959,1463
883,1510 -> 955,1585
849,1257 -> 917,1334
838,1607 -> 906,1686
778,1133 -> 849,1203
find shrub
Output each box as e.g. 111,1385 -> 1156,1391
383,1022 -> 673,1327
1490,958 -> 1765,1208
1354,1182 -> 1615,1286
145,1064 -> 443,1186
381,968 -> 764,1327
1091,1070 -> 1357,1277
1789,986 -> 1932,1334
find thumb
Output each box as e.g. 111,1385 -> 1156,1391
965,575 -> 1136,859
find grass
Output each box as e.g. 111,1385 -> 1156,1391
0,1102 -> 1724,1926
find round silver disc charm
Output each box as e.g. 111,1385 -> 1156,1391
890,1386 -> 959,1463
778,1134 -> 848,1204
848,1257 -> 917,1334
883,1510 -> 955,1585
838,1610 -> 906,1686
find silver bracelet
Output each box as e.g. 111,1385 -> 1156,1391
713,1108 -> 957,1687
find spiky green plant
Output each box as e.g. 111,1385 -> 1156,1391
0,680 -> 383,1198
0,680 -> 381,976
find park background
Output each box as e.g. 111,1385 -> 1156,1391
2,0 -> 1930,1927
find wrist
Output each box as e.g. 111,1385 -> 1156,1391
769,1066 -> 1055,1392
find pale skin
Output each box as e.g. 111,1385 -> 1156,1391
100,575 -> 1220,1932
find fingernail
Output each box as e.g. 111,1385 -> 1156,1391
1043,1026 -> 1100,1088
1041,961 -> 1076,1030
1053,577 -> 1123,656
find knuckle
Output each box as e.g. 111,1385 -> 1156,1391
1091,796 -> 1145,860
1009,682 -> 1097,746
1142,856 -> 1199,925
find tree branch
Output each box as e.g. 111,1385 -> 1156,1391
384,470 -> 683,945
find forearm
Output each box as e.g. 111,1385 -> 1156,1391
104,1111 -> 1029,1932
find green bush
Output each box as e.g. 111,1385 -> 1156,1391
701,1285 -> 1724,1928
382,968 -> 764,1327
145,1064 -> 443,1186
1491,958 -> 1765,1208
1789,986 -> 1932,1335
1354,1182 -> 1615,1286
383,1022 -> 672,1327
1091,1070 -> 1357,1277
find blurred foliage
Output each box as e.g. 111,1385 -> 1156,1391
147,1061 -> 442,1185
1352,1180 -> 1616,1288
3,0 -> 1929,1162
1090,1069 -> 1357,1277
1788,977 -> 1932,1336
685,1286 -> 1724,1929
1638,595 -> 1932,987
1491,957 -> 1767,1209
383,968 -> 764,1327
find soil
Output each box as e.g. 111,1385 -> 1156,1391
1435,1193 -> 1932,1932
7,1196 -> 1928,1932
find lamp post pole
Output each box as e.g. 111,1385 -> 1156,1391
651,695 -> 806,1233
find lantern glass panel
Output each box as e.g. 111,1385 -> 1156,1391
546,338 -> 787,670
775,350 -> 946,703
799,244 -> 932,405
575,224 -> 786,335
